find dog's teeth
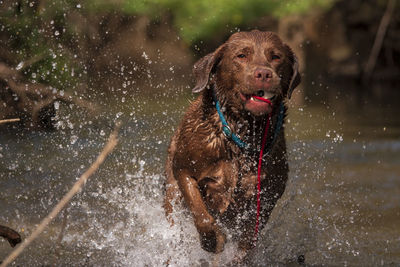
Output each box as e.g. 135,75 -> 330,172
251,96 -> 255,101
264,92 -> 275,99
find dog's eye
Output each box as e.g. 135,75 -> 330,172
271,54 -> 280,61
237,54 -> 246,59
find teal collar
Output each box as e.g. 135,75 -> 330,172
213,93 -> 285,153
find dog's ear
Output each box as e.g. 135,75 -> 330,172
286,49 -> 301,99
192,45 -> 225,93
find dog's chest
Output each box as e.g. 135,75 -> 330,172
229,150 -> 271,196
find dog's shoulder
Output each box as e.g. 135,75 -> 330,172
178,95 -> 220,142
172,94 -> 228,168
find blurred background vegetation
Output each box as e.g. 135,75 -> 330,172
113,0 -> 333,43
0,0 -> 399,126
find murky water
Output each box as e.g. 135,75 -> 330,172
1,86 -> 399,266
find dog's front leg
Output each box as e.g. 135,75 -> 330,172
177,170 -> 226,253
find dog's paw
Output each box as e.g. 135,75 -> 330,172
238,235 -> 255,251
200,228 -> 226,253
228,249 -> 248,266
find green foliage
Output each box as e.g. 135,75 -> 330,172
0,0 -> 333,91
90,0 -> 333,43
0,0 -> 82,89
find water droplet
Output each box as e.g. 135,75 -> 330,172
16,61 -> 24,70
70,135 -> 78,144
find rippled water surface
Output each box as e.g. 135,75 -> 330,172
1,88 -> 399,266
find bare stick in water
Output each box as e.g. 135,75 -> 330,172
0,122 -> 120,267
363,0 -> 395,83
0,225 -> 21,247
0,118 -> 20,125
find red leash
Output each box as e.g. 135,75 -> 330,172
252,96 -> 272,246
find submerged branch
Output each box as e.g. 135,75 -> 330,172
0,226 -> 21,248
0,62 -> 98,129
0,118 -> 20,125
0,122 -> 121,267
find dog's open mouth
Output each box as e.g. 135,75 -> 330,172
241,90 -> 276,102
240,90 -> 275,115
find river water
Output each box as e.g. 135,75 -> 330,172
0,85 -> 399,266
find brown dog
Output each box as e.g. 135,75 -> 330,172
164,30 -> 300,254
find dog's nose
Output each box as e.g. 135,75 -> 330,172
254,68 -> 272,82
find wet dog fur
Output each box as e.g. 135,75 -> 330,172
164,30 -> 301,255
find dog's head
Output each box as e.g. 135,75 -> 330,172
192,30 -> 301,116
